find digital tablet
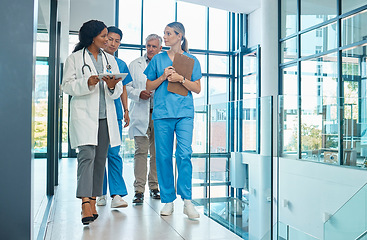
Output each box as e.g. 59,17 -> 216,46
98,73 -> 128,81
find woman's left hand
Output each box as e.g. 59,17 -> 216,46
167,72 -> 183,83
103,76 -> 122,90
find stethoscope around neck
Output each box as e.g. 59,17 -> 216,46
81,47 -> 112,75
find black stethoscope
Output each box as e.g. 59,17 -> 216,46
81,47 -> 112,75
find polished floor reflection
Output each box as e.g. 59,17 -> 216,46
45,158 -> 242,240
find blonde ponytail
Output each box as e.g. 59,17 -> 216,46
181,36 -> 188,52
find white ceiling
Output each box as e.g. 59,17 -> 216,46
178,0 -> 261,14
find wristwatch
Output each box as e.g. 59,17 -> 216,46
181,77 -> 186,84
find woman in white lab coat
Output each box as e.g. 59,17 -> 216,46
62,20 -> 123,225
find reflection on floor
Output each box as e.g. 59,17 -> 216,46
44,158 -> 242,240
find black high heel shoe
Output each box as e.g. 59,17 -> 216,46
89,197 -> 99,220
81,201 -> 94,225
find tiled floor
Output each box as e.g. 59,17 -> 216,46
44,158 -> 242,240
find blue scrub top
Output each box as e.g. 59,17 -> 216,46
144,51 -> 202,120
114,57 -> 133,120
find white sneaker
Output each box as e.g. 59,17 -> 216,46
183,200 -> 200,219
96,195 -> 107,206
111,195 -> 128,208
160,202 -> 174,216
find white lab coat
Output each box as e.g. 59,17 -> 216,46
126,55 -> 152,138
62,48 -> 123,149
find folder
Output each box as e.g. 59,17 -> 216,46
167,53 -> 195,96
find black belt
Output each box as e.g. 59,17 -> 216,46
150,109 -> 153,113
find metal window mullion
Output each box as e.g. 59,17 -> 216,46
297,0 -> 302,159
140,0 -> 144,56
337,0 -> 344,165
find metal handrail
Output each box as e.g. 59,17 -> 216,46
355,229 -> 367,240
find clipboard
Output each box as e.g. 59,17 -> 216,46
167,53 -> 194,96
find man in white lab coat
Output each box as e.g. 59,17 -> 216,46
126,34 -> 162,204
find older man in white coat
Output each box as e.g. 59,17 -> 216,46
126,34 -> 162,204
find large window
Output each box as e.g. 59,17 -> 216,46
280,0 -> 367,167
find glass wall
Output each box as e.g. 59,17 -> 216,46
279,1 -> 367,239
279,0 -> 367,167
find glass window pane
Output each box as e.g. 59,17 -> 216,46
300,54 -> 338,161
280,95 -> 299,158
243,75 -> 257,100
210,102 -> 228,153
282,65 -> 298,95
209,8 -> 229,51
281,0 -> 297,38
342,9 -> 367,47
192,53 -> 206,74
143,0 -> 175,43
300,0 -> 337,30
281,37 -> 297,63
68,34 -> 78,55
242,98 -> 258,151
34,60 -> 49,154
177,1 -> 206,50
301,22 -> 337,57
194,76 -> 206,106
243,51 -> 257,75
117,49 -> 142,66
209,77 -> 228,104
342,0 -> 367,14
119,0 -> 142,44
209,55 -> 229,74
193,108 -> 208,153
301,53 -> 338,97
342,45 -> 366,166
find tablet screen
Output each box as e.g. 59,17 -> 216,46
98,73 -> 128,81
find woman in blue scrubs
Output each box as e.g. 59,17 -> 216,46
144,22 -> 201,219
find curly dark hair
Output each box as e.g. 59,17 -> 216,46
73,20 -> 107,53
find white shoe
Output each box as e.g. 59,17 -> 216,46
111,195 -> 128,208
96,195 -> 107,206
160,202 -> 174,216
183,200 -> 200,219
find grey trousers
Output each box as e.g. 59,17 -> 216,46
76,119 -> 109,198
133,112 -> 159,193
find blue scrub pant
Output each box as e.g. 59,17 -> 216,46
154,117 -> 193,203
102,119 -> 128,197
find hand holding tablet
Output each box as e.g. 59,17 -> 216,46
99,73 -> 128,90
97,73 -> 128,81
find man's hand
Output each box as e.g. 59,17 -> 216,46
139,90 -> 152,100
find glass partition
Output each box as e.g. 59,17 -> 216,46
192,97 -> 273,239
324,183 -> 367,240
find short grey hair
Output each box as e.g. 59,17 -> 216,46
145,34 -> 162,47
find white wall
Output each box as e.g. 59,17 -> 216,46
278,158 -> 367,239
69,0 -> 115,32
248,8 -> 261,48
